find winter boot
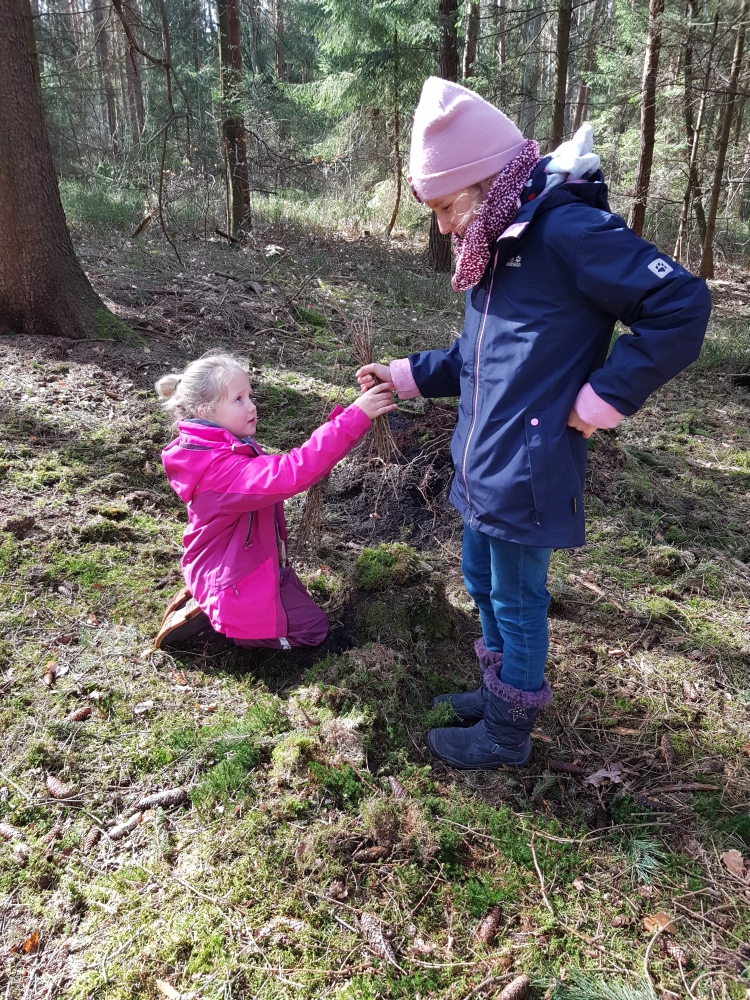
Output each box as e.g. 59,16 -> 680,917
431,639 -> 502,724
427,666 -> 552,769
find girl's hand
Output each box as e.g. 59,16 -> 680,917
356,363 -> 392,392
353,382 -> 397,420
568,407 -> 597,439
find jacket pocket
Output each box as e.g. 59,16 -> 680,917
525,412 -> 551,513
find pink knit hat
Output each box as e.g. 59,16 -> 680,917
408,77 -> 527,202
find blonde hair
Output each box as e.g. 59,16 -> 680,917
454,174 -> 499,231
155,352 -> 249,421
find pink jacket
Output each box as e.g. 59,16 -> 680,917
161,404 -> 371,640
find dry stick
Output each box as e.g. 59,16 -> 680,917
345,307 -> 400,465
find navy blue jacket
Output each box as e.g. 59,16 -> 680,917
408,176 -> 711,547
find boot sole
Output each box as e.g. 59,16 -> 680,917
426,730 -> 531,770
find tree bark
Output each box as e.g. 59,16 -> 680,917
463,2 -> 480,79
0,0 -> 106,338
274,0 -> 285,80
549,0 -> 573,148
519,0 -> 542,138
700,0 -> 748,278
627,0 -> 665,236
496,0 -> 506,102
217,0 -> 250,236
92,0 -> 119,157
386,31 -> 401,238
429,0 -> 459,271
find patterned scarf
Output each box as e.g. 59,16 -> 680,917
451,139 -> 540,293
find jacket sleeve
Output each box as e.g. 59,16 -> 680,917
196,403 -> 371,513
572,216 -> 712,415
406,335 -> 464,398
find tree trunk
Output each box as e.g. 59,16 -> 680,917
121,0 -> 145,145
274,0 -> 285,80
386,31 -> 401,238
519,0 -> 542,137
92,0 -> 119,157
463,2 -> 480,79
0,0 -> 106,338
627,0 -> 665,236
217,0 -> 250,237
496,0 -> 506,102
675,7 -> 717,262
700,0 -> 748,278
429,0 -> 459,271
549,0 -> 573,148
572,0 -> 602,133
438,0 -> 459,82
192,0 -> 202,72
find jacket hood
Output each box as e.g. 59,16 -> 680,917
161,420 -> 256,503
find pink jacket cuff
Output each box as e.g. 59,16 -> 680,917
574,383 -> 624,429
390,358 -> 421,400
329,402 -> 372,435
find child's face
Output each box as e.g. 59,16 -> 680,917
426,188 -> 482,236
212,371 -> 257,438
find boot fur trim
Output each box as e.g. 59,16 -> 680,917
474,637 -> 503,669
482,672 -> 553,709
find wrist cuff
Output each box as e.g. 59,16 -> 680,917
390,358 -> 421,400
574,383 -> 623,429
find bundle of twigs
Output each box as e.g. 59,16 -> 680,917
348,309 -> 400,465
294,479 -> 323,554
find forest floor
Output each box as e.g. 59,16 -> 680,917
0,218 -> 749,1000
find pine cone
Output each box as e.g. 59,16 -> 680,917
41,823 -> 63,845
475,905 -> 501,945
359,912 -> 399,968
387,776 -> 407,800
496,974 -> 531,1000
108,812 -> 143,841
68,705 -> 91,722
137,787 -> 188,809
46,775 -> 75,799
548,760 -> 586,776
0,822 -> 23,841
660,937 -> 690,968
353,845 -> 390,863
82,826 -> 102,853
660,733 -> 676,766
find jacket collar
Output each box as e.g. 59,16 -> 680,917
176,419 -> 259,454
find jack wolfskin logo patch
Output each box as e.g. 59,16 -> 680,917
648,258 -> 673,278
506,255 -> 522,268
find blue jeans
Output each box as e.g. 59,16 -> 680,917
461,526 -> 552,692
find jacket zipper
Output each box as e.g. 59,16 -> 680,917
461,251 -> 498,514
243,511 -> 254,549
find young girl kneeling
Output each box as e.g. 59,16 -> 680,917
156,353 -> 395,649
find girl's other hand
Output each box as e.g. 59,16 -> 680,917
356,363 -> 392,392
567,407 -> 597,439
353,382 -> 397,420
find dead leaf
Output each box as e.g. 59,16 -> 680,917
133,700 -> 154,715
474,905 -> 501,945
611,915 -> 633,928
642,911 -> 676,934
88,613 -> 99,626
584,762 -> 624,787
572,877 -> 586,892
46,775 -> 75,799
720,849 -> 746,877
327,878 -> 347,899
741,741 -> 750,756
611,726 -> 641,735
682,679 -> 701,702
156,982 -> 182,1000
21,930 -> 39,954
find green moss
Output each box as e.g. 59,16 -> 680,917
308,761 -> 364,810
354,542 -> 418,590
96,309 -> 143,345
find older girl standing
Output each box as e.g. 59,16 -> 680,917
358,78 -> 711,769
